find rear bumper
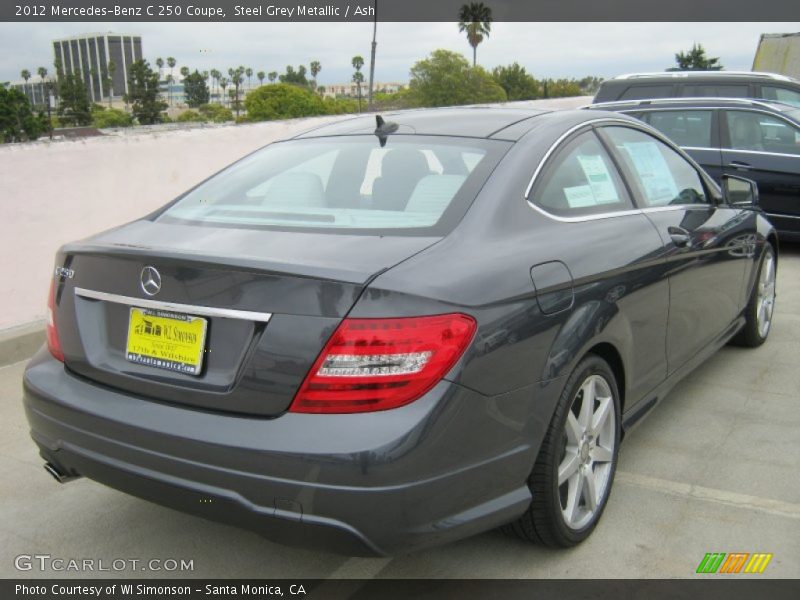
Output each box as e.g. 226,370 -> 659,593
23,349 -> 561,556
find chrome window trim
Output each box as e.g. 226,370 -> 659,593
74,288 -> 273,323
590,98 -> 794,113
612,71 -> 796,82
722,148 -> 800,159
765,212 -> 800,220
524,118 -> 718,223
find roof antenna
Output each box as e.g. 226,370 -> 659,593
374,115 -> 399,147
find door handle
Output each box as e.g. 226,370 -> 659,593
668,226 -> 691,247
729,160 -> 751,170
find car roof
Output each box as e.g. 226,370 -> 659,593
589,97 -> 800,116
293,107 -> 557,141
608,71 -> 800,84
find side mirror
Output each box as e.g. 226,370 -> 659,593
722,175 -> 759,209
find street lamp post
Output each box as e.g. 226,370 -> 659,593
367,0 -> 378,110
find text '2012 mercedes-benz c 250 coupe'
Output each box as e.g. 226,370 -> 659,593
24,108 -> 777,555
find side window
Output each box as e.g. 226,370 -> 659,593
533,131 -> 633,217
619,84 -> 674,100
682,84 -> 749,98
602,126 -> 708,208
761,86 -> 800,108
724,110 -> 800,156
646,110 -> 713,148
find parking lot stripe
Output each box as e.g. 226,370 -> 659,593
616,471 -> 800,520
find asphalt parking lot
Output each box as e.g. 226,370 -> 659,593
1,244 -> 798,580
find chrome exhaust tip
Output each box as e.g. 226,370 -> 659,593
44,462 -> 81,484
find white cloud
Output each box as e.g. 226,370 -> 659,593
1,22 -> 797,84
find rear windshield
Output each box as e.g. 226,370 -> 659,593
157,135 -> 509,236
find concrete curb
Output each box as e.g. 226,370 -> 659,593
0,321 -> 44,367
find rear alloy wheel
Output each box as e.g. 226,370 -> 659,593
733,244 -> 776,348
505,355 -> 620,547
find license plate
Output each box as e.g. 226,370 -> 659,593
125,307 -> 208,376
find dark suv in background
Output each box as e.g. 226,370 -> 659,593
593,71 -> 800,108
588,98 -> 800,241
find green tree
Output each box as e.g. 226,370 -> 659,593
257,70 -> 266,86
492,63 -> 539,101
155,57 -> 164,78
245,83 -> 327,121
57,71 -> 92,126
407,49 -> 506,107
279,65 -> 310,87
310,60 -> 322,89
183,70 -> 210,107
124,59 -> 167,124
245,67 -> 253,91
268,71 -> 278,84
104,59 -> 116,108
670,43 -> 723,71
458,2 -> 493,67
352,56 -> 364,111
0,87 -> 46,142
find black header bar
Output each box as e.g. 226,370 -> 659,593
3,0 -> 800,22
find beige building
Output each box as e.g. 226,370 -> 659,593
753,33 -> 800,78
323,82 -> 405,98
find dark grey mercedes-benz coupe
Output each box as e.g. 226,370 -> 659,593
24,107 -> 777,556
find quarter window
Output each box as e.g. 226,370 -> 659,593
761,86 -> 800,108
533,131 -> 633,217
646,110 -> 713,148
724,110 -> 800,156
682,84 -> 749,98
619,84 -> 674,100
602,126 -> 708,208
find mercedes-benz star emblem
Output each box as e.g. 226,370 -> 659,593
140,266 -> 162,296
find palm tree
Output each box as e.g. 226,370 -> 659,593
352,56 -> 365,112
37,67 -> 47,106
210,69 -> 221,101
310,61 -> 321,90
219,77 -> 228,107
155,57 -> 164,79
458,2 -> 493,67
257,71 -> 265,87
268,71 -> 277,84
245,67 -> 253,91
180,66 -> 190,79
166,57 -> 176,105
20,69 -> 31,102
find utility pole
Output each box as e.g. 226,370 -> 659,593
367,0 -> 378,110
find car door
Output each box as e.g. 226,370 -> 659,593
640,108 -> 724,181
598,124 -> 756,374
720,108 -> 800,236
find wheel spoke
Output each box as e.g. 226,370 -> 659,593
559,451 -> 580,486
565,412 -> 582,444
591,444 -> 613,463
578,379 -> 595,430
565,469 -> 584,523
591,396 -> 612,435
583,467 -> 598,512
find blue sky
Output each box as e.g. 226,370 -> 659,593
1,22 -> 798,84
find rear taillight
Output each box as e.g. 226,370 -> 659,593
46,279 -> 64,362
290,313 -> 477,414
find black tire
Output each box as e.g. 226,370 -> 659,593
504,354 -> 621,547
732,244 -> 776,348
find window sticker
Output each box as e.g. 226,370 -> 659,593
622,141 -> 679,204
563,184 -> 597,208
576,154 -> 620,204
